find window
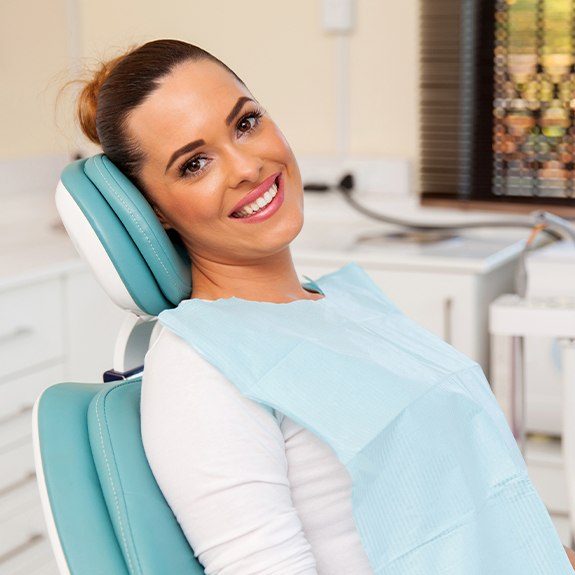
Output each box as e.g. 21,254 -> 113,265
420,0 -> 575,215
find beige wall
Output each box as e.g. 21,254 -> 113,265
0,0 -> 69,158
350,0 -> 419,158
1,0 -> 419,166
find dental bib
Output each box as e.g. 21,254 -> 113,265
157,262 -> 573,574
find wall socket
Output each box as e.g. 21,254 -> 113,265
322,0 -> 355,33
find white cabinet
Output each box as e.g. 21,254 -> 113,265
0,536 -> 60,575
295,241 -> 519,378
0,267 -> 125,571
293,193 -> 527,378
0,279 -> 64,382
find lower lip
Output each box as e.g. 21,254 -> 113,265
229,175 -> 284,223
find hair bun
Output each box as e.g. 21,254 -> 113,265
76,54 -> 126,145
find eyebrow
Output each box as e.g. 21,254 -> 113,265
225,96 -> 254,126
164,139 -> 205,174
164,96 -> 255,174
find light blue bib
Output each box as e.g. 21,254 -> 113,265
158,262 -> 573,574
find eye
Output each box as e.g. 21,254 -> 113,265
179,155 -> 209,178
236,108 -> 264,135
237,115 -> 257,133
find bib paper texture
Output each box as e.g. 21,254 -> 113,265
158,262 -> 573,574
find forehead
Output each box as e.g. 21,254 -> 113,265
127,59 -> 250,160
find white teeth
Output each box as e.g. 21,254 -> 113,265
232,182 -> 278,218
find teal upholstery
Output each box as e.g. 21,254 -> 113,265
37,383 -> 130,574
83,155 -> 191,305
61,155 -> 192,316
37,379 -> 204,574
38,155 -> 204,573
39,153 -> 315,573
87,379 -> 203,573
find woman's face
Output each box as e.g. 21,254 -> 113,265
127,59 -> 304,265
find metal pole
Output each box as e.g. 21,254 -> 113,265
510,335 -> 526,455
559,338 -> 575,545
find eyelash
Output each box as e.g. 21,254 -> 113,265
178,106 -> 265,179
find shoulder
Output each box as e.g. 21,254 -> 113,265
145,323 -> 212,370
142,324 -> 238,400
141,324 -> 282,425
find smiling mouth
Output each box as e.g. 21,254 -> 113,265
229,175 -> 281,218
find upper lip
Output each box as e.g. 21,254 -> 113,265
228,172 -> 280,216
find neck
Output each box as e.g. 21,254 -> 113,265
188,249 -> 323,303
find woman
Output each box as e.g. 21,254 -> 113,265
74,39 -> 575,574
77,39 -> 370,573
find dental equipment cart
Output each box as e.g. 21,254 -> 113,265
490,295 -> 575,546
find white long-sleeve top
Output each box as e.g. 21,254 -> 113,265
140,325 -> 374,575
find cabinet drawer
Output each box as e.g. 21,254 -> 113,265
0,279 -> 64,382
0,364 -> 64,422
0,439 -> 35,493
0,536 -> 57,575
0,410 -> 32,452
0,476 -> 46,560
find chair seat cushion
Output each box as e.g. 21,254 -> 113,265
87,379 -> 204,574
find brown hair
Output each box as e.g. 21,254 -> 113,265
75,39 -> 245,196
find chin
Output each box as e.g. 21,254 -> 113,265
292,211 -> 305,237
260,210 -> 304,251
281,197 -> 304,227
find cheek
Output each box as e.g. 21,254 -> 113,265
267,124 -> 296,159
171,196 -> 215,225
168,177 -> 226,226
268,127 -> 301,184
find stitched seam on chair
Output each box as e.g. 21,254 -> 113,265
93,160 -> 175,289
95,383 -> 142,575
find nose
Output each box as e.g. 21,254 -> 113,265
225,146 -> 264,189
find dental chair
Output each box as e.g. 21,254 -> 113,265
32,154 -> 204,574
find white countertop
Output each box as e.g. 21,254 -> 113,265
293,190 -> 532,274
0,187 -> 535,290
0,189 -> 83,289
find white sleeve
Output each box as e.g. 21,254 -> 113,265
140,326 -> 318,575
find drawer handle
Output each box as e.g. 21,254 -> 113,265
0,403 -> 34,426
0,326 -> 34,343
0,532 -> 44,565
0,470 -> 36,498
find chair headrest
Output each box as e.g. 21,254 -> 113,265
56,154 -> 192,318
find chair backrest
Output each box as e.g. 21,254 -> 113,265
34,154 -> 206,574
34,378 -> 205,574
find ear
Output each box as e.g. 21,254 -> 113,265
152,204 -> 173,231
